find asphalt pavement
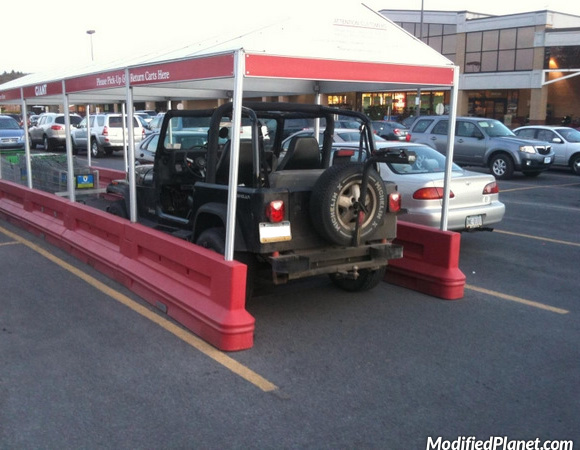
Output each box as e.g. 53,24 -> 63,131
1,162 -> 579,449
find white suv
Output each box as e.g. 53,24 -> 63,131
29,112 -> 82,151
71,113 -> 145,157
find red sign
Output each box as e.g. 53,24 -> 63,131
0,88 -> 22,101
22,81 -> 63,98
245,54 -> 455,86
128,54 -> 234,86
66,70 -> 126,93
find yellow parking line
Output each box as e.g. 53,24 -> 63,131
494,229 -> 580,248
0,241 -> 20,247
501,182 -> 580,193
465,284 -> 569,315
0,225 -> 278,393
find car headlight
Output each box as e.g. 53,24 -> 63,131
519,145 -> 536,154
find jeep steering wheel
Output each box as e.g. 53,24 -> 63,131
183,150 -> 206,178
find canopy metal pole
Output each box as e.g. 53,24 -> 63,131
224,49 -> 245,261
86,104 -> 92,167
314,82 -> 321,142
440,66 -> 460,231
62,81 -> 76,202
21,93 -> 33,188
125,69 -> 138,223
121,103 -> 129,173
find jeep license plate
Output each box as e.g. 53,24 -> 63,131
466,215 -> 483,229
259,221 -> 291,243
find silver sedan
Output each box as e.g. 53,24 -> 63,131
332,142 -> 506,232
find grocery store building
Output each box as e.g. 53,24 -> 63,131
349,9 -> 580,127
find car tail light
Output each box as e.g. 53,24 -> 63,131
335,150 -> 355,158
388,192 -> 402,212
405,133 -> 412,142
50,125 -> 64,131
102,126 -> 109,136
413,187 -> 455,200
266,200 -> 285,223
393,128 -> 402,136
483,181 -> 499,194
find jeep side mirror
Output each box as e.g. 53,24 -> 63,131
552,137 -> 563,144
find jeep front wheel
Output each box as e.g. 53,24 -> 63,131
490,153 -> 514,180
310,163 -> 386,246
329,266 -> 387,292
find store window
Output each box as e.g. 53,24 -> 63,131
465,26 -> 534,73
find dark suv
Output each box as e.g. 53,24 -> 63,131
106,102 -> 414,296
409,116 -> 554,179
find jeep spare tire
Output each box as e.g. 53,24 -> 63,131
310,163 -> 386,246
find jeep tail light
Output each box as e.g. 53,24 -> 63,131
50,124 -> 64,131
413,187 -> 455,200
335,150 -> 355,158
102,126 -> 109,136
388,192 -> 402,212
266,200 -> 285,223
483,181 -> 499,194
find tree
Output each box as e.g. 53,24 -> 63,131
0,70 -> 27,84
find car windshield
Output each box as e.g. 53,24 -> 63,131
557,128 -> 580,143
477,119 -> 514,137
387,145 -> 462,175
0,117 -> 20,129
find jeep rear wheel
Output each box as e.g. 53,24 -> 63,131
490,153 -> 514,180
196,227 -> 255,299
329,266 -> 387,292
310,163 -> 386,246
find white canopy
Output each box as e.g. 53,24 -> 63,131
0,2 -> 459,257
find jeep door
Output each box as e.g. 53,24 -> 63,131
454,120 -> 486,166
72,116 -> 90,149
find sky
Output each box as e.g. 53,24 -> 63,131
2,0 -> 579,75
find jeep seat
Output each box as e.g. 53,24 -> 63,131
277,136 -> 320,170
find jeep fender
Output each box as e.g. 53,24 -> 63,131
192,202 -> 248,251
105,181 -> 131,212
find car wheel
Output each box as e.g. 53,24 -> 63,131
28,134 -> 37,149
43,135 -> 52,151
489,153 -> 514,180
328,265 -> 387,292
195,227 -> 255,300
91,140 -> 103,158
106,199 -> 129,219
310,163 -> 386,246
570,154 -> 580,175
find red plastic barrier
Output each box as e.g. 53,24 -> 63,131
0,179 -> 254,351
92,166 -> 125,189
385,221 -> 465,300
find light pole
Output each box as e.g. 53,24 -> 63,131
86,30 -> 95,61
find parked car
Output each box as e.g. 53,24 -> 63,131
512,125 -> 580,175
148,112 -> 166,133
281,128 -> 386,151
29,112 -> 82,151
409,116 -> 554,179
0,115 -> 25,149
372,120 -> 410,141
331,141 -> 505,231
71,113 -> 145,157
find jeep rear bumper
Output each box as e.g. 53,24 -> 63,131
268,242 -> 403,283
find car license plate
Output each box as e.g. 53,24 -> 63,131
466,215 -> 483,229
544,156 -> 552,164
259,221 -> 291,243
76,174 -> 95,189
